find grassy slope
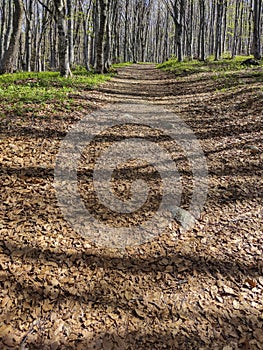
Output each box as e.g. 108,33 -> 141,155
157,56 -> 263,94
0,69 -> 112,118
157,56 -> 263,73
111,62 -> 133,68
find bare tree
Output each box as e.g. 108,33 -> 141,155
67,0 -> 74,66
0,0 -> 23,74
54,0 -> 72,77
253,0 -> 262,59
162,0 -> 185,62
94,0 -> 107,73
79,0 -> 92,71
1,0 -> 263,73
23,0 -> 34,71
198,0 -> 206,61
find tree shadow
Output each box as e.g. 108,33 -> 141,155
1,239 -> 261,348
1,64 -> 262,350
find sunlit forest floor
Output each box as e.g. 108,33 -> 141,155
0,62 -> 262,349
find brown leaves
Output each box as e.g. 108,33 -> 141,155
1,65 -> 262,349
222,285 -> 237,296
244,278 -> 257,288
0,325 -> 21,348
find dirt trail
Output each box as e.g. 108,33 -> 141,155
98,64 -> 173,101
0,64 -> 262,349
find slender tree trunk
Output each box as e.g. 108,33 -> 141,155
185,0 -> 193,59
49,22 -> 57,69
67,0 -> 74,66
0,0 -> 23,74
79,0 -> 92,71
123,0 -> 129,62
178,0 -> 184,61
247,1 -> 253,56
199,0 -> 205,61
95,0 -> 107,73
111,0 -> 120,63
4,0 -> 13,53
221,0 -> 227,55
209,0 -> 216,55
163,8 -> 169,62
155,5 -> 161,62
237,6 -> 244,54
82,14 -> 90,71
104,0 -> 113,71
0,0 -> 7,61
231,0 -> 240,58
214,0 -> 223,60
91,0 -> 99,67
253,0 -> 262,59
54,0 -> 72,77
24,0 -> 33,71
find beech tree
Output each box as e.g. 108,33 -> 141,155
198,0 -> 205,61
94,0 -> 107,73
0,0 -> 23,74
0,0 -> 262,75
253,0 -> 262,59
54,0 -> 72,77
162,0 -> 185,62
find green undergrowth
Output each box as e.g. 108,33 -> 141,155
0,70 -> 112,117
158,55 -> 263,92
138,62 -> 155,65
112,62 -> 133,68
157,56 -> 263,75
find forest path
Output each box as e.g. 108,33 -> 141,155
97,64 -> 173,102
1,64 -> 262,349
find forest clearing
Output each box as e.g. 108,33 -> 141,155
0,0 -> 263,349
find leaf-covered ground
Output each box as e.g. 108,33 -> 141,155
0,64 -> 262,349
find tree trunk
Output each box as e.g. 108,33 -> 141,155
4,0 -> 13,54
95,0 -> 107,73
0,0 -> 7,61
237,6 -> 244,54
54,0 -> 72,77
164,0 -> 184,62
24,0 -> 33,71
221,0 -> 227,55
104,0 -> 114,72
253,0 -> 262,59
177,0 -> 184,62
0,0 -> 23,74
67,0 -> 74,66
231,0 -> 240,58
199,0 -> 205,61
214,0 -> 223,60
208,0 -> 216,56
123,0 -> 129,62
49,22 -> 57,69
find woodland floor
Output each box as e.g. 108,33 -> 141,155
0,64 -> 262,350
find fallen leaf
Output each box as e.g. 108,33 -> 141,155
223,285 -> 236,295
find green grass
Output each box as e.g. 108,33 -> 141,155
112,62 -> 133,68
0,70 -> 112,116
157,55 -> 263,94
138,62 -> 156,65
0,64 -> 128,119
157,55 -> 263,75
